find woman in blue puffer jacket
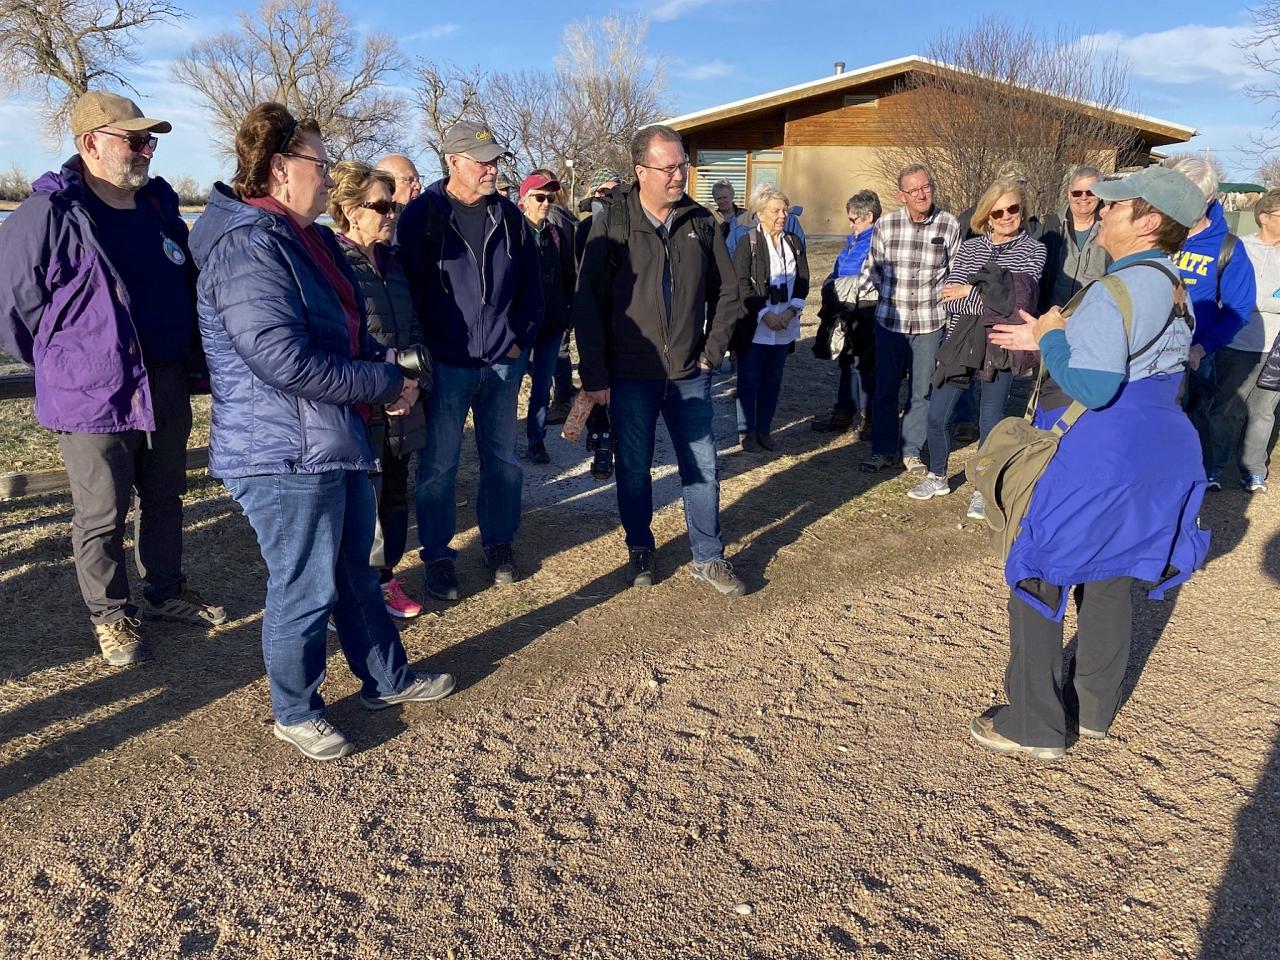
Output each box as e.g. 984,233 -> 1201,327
189,102 -> 455,762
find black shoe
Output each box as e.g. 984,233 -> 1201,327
424,559 -> 459,601
526,441 -> 550,464
811,409 -> 853,433
546,400 -> 572,425
485,543 -> 517,585
629,548 -> 654,587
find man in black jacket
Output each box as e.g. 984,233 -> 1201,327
575,124 -> 745,595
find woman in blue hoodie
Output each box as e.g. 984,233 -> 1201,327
190,103 -> 455,762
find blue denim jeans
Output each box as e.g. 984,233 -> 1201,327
870,324 -> 945,459
526,334 -> 562,446
416,352 -> 528,562
737,342 -> 791,435
925,372 -> 1014,475
225,470 -> 415,725
836,354 -> 875,417
611,371 -> 723,564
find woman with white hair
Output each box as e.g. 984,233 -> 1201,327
1166,155 -> 1257,489
1040,165 -> 1111,310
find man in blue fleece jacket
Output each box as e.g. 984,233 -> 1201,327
1166,157 -> 1256,487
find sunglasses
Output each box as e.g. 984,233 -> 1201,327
990,203 -> 1021,220
359,200 -> 396,217
525,193 -> 554,204
1070,189 -> 1095,199
95,129 -> 158,154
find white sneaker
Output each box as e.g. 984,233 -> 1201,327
361,673 -> 457,710
273,717 -> 354,761
907,473 -> 951,500
967,490 -> 986,520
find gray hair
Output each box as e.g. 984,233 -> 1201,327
846,189 -> 882,221
630,124 -> 683,168
1062,164 -> 1104,196
1166,156 -> 1218,203
750,186 -> 790,213
897,163 -> 933,190
711,179 -> 735,198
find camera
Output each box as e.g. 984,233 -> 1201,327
585,404 -> 614,481
393,344 -> 430,378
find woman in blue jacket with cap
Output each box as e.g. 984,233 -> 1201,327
191,103 -> 456,762
973,165 -> 1211,760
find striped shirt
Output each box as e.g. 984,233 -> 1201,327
858,205 -> 962,334
942,232 -> 1047,320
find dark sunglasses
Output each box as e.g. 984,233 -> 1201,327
525,193 -> 554,204
990,203 -> 1021,220
1070,189 -> 1095,199
94,129 -> 158,153
358,200 -> 396,216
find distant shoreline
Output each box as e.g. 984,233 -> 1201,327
1,200 -> 206,214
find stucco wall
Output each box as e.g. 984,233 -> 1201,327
781,146 -> 898,236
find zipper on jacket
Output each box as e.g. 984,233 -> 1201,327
448,202 -> 499,307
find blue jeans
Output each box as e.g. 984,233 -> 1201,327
737,342 -> 791,435
225,470 -> 415,725
526,334 -> 562,446
836,354 -> 875,417
925,372 -> 1014,475
612,371 -> 723,564
870,325 -> 945,459
416,353 -> 527,562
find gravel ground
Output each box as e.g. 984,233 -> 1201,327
1,242 -> 1277,958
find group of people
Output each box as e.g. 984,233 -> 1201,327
3,89 -> 1277,764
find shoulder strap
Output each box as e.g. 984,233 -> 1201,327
603,197 -> 630,273
1216,231 -> 1236,306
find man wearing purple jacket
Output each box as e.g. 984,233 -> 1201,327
0,91 -> 225,667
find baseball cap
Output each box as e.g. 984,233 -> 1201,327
70,91 -> 171,137
519,173 -> 561,199
1091,166 -> 1205,228
441,121 -> 511,163
589,169 -> 623,192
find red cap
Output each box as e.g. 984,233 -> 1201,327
519,173 -> 561,199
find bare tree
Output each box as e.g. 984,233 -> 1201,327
1240,3 -> 1280,154
0,163 -> 32,201
1258,156 -> 1280,188
412,60 -> 486,177
172,0 -> 406,160
167,173 -> 206,205
875,19 -> 1141,215
0,0 -> 184,136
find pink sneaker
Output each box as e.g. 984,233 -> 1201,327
383,578 -> 423,619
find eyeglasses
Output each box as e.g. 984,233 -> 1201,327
460,155 -> 499,170
990,203 -> 1021,220
359,200 -> 396,217
1070,189 -> 1095,199
395,175 -> 421,185
638,160 -> 689,179
282,151 -> 330,176
94,129 -> 158,154
901,183 -> 934,198
524,193 -> 554,204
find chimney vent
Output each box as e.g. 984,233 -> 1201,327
834,61 -> 846,75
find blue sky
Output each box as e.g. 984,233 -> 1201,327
0,0 -> 1272,188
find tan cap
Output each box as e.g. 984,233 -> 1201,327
70,91 -> 172,137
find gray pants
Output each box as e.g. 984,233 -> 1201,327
1210,346 -> 1280,479
57,362 -> 192,624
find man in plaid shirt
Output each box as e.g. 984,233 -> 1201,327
856,164 -> 962,473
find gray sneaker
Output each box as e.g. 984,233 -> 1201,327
361,672 -> 457,710
273,717 -> 354,761
690,558 -> 746,597
966,490 -> 986,520
860,452 -> 897,473
907,473 -> 951,500
143,587 -> 227,626
93,616 -> 150,666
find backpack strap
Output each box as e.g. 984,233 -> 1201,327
603,194 -> 630,275
1216,231 -> 1237,307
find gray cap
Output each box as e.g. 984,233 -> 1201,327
442,120 -> 511,163
1091,166 -> 1206,228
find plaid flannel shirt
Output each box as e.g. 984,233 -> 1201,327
857,205 -> 962,334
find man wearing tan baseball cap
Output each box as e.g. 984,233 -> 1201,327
0,90 -> 225,667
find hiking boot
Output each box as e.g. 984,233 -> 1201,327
143,587 -> 227,626
424,558 -> 459,601
756,432 -> 778,452
811,409 -> 853,433
382,578 -> 423,619
273,716 -> 354,761
902,455 -> 928,476
629,548 -> 654,588
360,672 -> 456,710
1243,474 -> 1268,493
485,544 -> 517,585
907,473 -> 951,500
966,490 -> 986,520
740,432 -> 761,453
969,713 -> 1065,760
860,452 -> 896,473
546,400 -> 572,425
93,617 -> 150,667
526,441 -> 551,464
690,557 -> 746,597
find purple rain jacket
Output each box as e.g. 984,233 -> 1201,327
0,156 -> 197,433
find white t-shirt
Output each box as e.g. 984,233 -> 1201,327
751,231 -> 806,346
1228,233 -> 1280,353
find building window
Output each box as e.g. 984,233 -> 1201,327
693,150 -> 747,206
843,95 -> 877,108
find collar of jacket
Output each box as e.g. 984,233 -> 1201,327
34,153 -> 181,221
425,176 -> 516,250
629,187 -> 703,234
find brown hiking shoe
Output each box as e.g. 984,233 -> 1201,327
93,617 -> 150,666
143,586 -> 227,627
811,409 -> 854,433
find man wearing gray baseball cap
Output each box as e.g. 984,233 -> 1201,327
970,163 -> 1211,760
397,121 -> 544,601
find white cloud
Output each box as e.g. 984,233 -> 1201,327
679,59 -> 735,81
1082,24 -> 1264,89
402,23 -> 460,43
651,0 -> 715,22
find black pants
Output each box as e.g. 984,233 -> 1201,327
368,426 -> 413,584
993,576 -> 1133,748
57,362 -> 192,624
